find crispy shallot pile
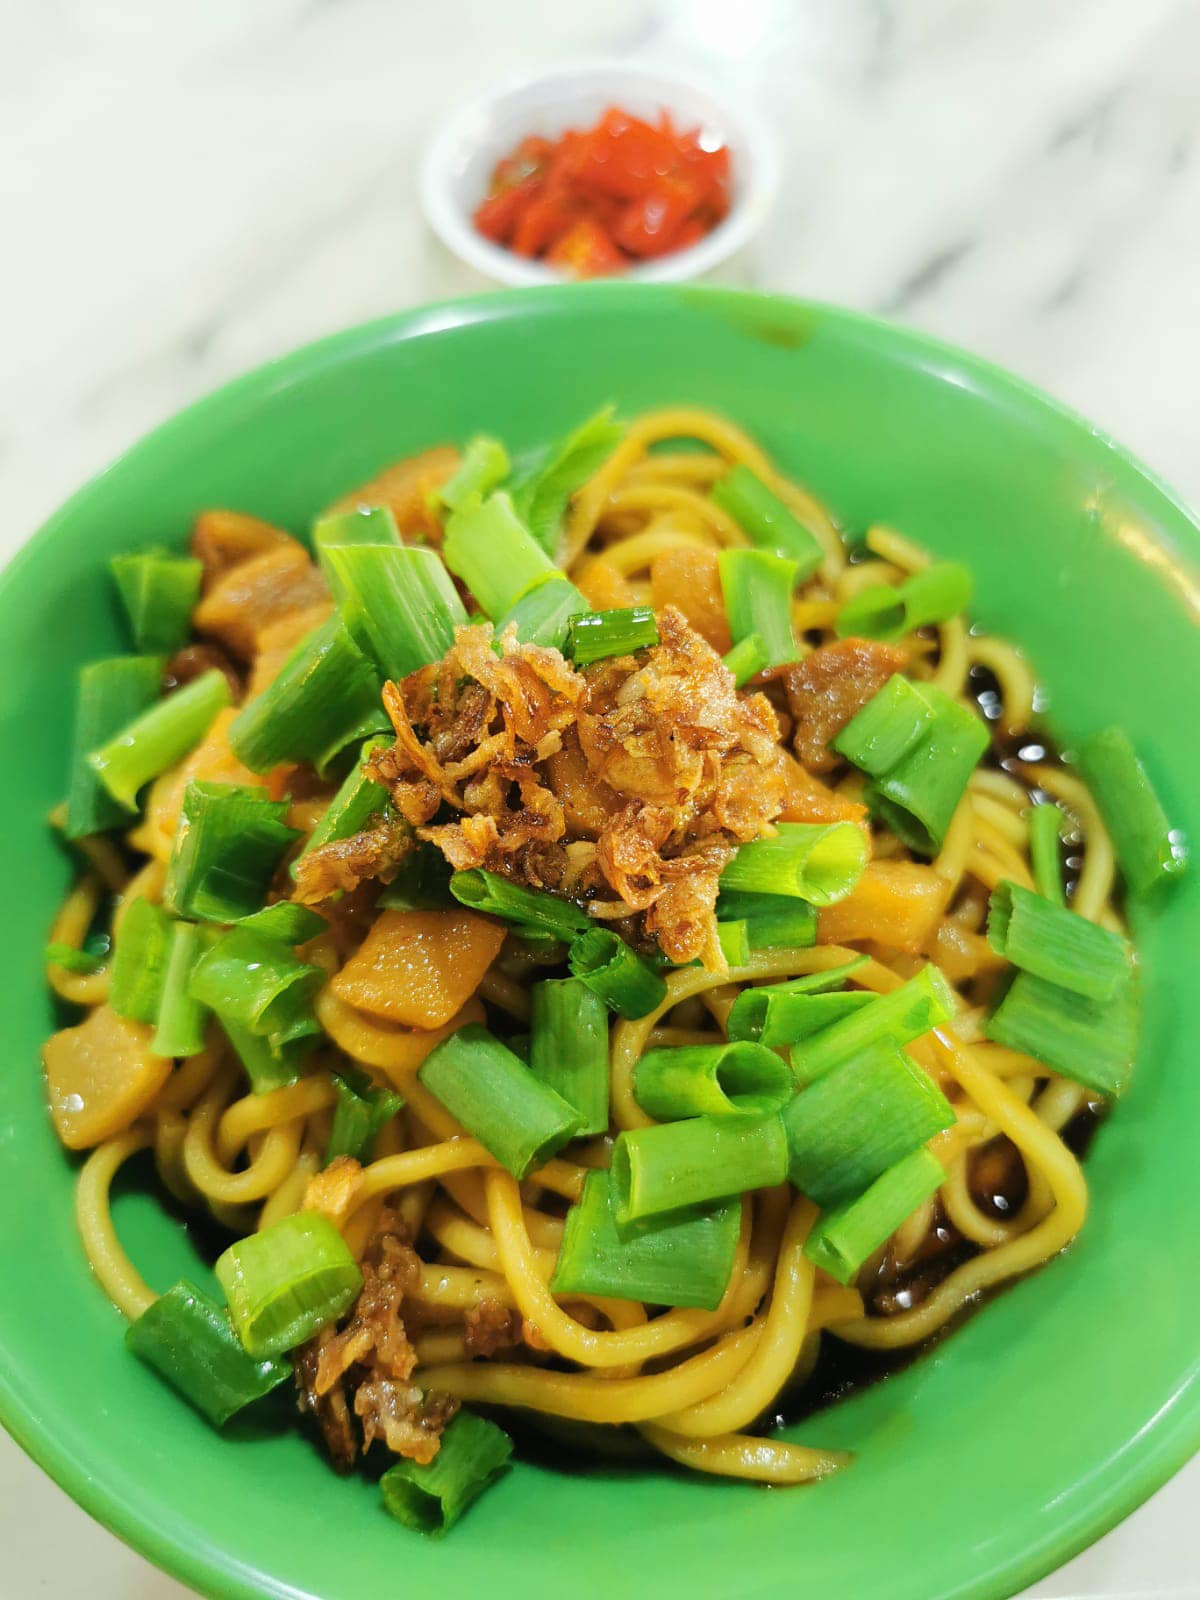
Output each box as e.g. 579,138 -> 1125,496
348,606 -> 788,970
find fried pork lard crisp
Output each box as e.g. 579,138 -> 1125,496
350,606 -> 786,971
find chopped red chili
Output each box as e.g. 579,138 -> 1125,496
471,106 -> 731,277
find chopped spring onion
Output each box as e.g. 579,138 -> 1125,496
189,927 -> 323,1050
325,1070 -> 404,1165
567,606 -> 659,666
380,1409 -> 513,1536
1077,725 -> 1187,898
568,928 -> 668,1020
711,465 -> 824,579
314,504 -> 401,562
65,656 -> 164,837
437,436 -> 511,513
987,879 -> 1128,1001
804,1147 -> 946,1285
551,1168 -> 740,1311
152,922 -> 212,1059
442,492 -> 558,618
228,615 -> 387,777
163,781 -> 300,923
716,919 -> 750,969
496,575 -> 589,652
323,543 -> 468,681
720,821 -> 867,908
220,1015 -> 312,1094
126,1280 -> 292,1427
89,669 -> 231,813
611,1112 -> 788,1226
291,736 -> 393,880
782,1039 -> 954,1205
110,898 -> 173,1023
633,1040 -> 796,1119
450,868 -> 591,942
216,1211 -> 363,1358
723,633 -> 768,687
44,942 -> 107,975
236,902 -> 327,945
529,978 -> 610,1137
835,561 -> 972,643
379,845 -> 454,912
728,984 -> 873,1049
110,551 -> 203,654
791,963 -> 956,1084
510,405 -> 624,556
725,957 -> 869,1044
718,548 -> 800,670
834,675 -> 988,855
418,1024 -> 582,1179
985,966 -> 1139,1096
1028,802 -> 1067,907
714,889 -> 818,950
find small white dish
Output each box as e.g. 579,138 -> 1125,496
418,60 -> 779,287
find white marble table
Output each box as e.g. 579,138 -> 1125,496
1,0 -> 1196,1594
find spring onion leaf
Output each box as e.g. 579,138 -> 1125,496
551,1169 -> 741,1311
804,1147 -> 946,1284
716,919 -> 751,969
450,869 -> 590,941
44,942 -> 107,975
728,983 -> 873,1049
783,1039 -> 953,1205
235,902 -> 327,945
189,927 -> 323,1050
1077,725 -> 1187,897
791,963 -> 956,1084
611,1112 -> 788,1226
714,889 -> 818,950
89,669 -> 231,812
496,575 -> 589,651
418,1024 -> 582,1179
834,676 -> 988,855
325,1070 -> 404,1165
567,606 -> 659,666
110,551 -> 203,654
220,1015 -> 313,1093
724,957 -> 869,1044
529,978 -> 610,1137
437,436 -> 511,514
324,543 -> 468,681
510,406 -> 624,556
985,966 -> 1139,1096
711,465 -> 824,578
568,928 -> 668,1020
835,562 -> 972,642
718,548 -> 800,670
228,615 -> 387,777
442,492 -> 558,618
65,656 -> 164,838
721,821 -> 867,908
723,633 -> 768,687
126,1280 -> 292,1427
163,781 -> 300,923
216,1211 -> 363,1358
987,879 -> 1129,1001
1028,802 -> 1067,907
152,921 -> 213,1058
634,1040 -> 796,1120
380,1410 -> 513,1536
110,898 -> 173,1023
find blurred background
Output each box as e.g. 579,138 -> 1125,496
1,1 -> 1197,1594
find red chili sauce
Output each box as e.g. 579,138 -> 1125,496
472,106 -> 732,277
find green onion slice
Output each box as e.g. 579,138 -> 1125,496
718,548 -> 800,671
437,436 -> 511,514
985,966 -> 1138,1096
835,562 -> 972,642
189,927 -> 323,1050
65,657 -> 165,837
804,1147 -> 946,1285
89,669 -> 231,812
110,551 -> 203,654
791,963 -> 956,1084
326,1070 -> 404,1165
611,1112 -> 788,1226
721,821 -> 867,908
987,879 -> 1129,1001
442,492 -> 558,619
216,1211 -> 363,1358
723,633 -> 769,687
529,978 -> 610,1138
714,889 -> 818,951
551,1169 -> 741,1311
152,921 -> 213,1059
450,869 -> 590,941
110,898 -> 173,1023
567,606 -> 659,666
725,957 -> 869,1044
568,928 -> 668,1020
633,1040 -> 796,1119
323,543 -> 467,681
496,576 -> 589,652
711,465 -> 824,578
163,781 -> 300,923
126,1280 -> 292,1427
510,405 -> 624,556
380,1410 -> 514,1536
418,1024 -> 582,1179
1077,725 -> 1187,898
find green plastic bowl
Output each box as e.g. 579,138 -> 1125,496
1,286 -> 1197,1600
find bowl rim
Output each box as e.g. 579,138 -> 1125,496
416,58 -> 780,286
2,282 -> 1198,1600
